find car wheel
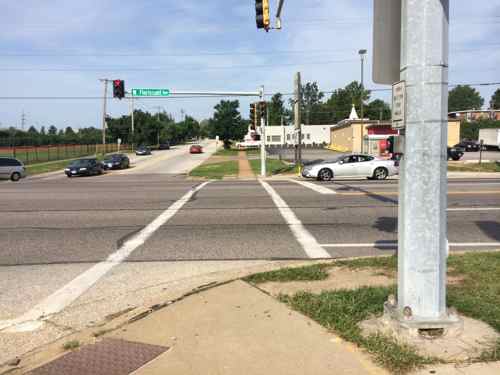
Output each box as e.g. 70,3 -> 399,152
318,168 -> 333,181
10,172 -> 21,182
373,167 -> 388,180
452,156 -> 460,161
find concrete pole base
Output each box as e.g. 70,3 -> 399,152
380,295 -> 463,339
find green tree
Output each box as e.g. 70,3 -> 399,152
365,99 -> 391,121
208,100 -> 244,148
268,93 -> 287,126
448,85 -> 484,112
490,88 -> 500,109
301,82 -> 324,125
324,81 -> 371,123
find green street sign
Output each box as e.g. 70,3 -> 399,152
132,88 -> 170,97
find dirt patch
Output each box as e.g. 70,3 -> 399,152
258,267 -> 395,296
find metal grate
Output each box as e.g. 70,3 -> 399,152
28,338 -> 168,375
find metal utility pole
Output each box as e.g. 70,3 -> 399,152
294,72 -> 302,167
99,79 -> 109,146
129,95 -> 135,145
260,86 -> 267,177
396,0 -> 453,325
359,49 -> 367,153
21,111 -> 26,130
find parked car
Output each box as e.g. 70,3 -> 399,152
0,157 -> 26,182
454,140 -> 480,152
65,158 -> 104,177
102,154 -> 130,170
447,146 -> 464,161
301,154 -> 399,181
189,145 -> 203,154
136,146 -> 152,156
158,142 -> 170,150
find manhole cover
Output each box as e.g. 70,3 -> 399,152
28,338 -> 168,375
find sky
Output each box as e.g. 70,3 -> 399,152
0,0 -> 499,130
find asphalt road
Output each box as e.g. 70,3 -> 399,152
1,150 -> 499,363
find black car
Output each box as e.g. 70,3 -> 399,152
158,142 -> 170,150
103,154 -> 130,170
65,158 -> 104,177
454,140 -> 480,152
447,146 -> 464,161
136,146 -> 152,156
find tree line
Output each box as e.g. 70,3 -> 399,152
1,82 -> 499,147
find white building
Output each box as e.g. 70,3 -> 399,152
264,125 -> 332,147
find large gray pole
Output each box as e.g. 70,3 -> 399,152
130,96 -> 135,141
398,0 -> 449,321
100,79 -> 108,146
294,72 -> 302,166
260,86 -> 267,177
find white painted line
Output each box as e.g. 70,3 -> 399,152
0,181 -> 211,333
259,180 -> 332,259
289,179 -> 336,195
447,207 -> 500,212
320,242 -> 500,248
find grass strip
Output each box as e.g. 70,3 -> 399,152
189,161 -> 239,179
448,162 -> 500,173
249,159 -> 295,176
244,264 -> 329,284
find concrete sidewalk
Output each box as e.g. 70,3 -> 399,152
237,150 -> 255,179
109,280 -> 386,375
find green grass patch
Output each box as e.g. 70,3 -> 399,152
215,148 -> 240,156
244,264 -> 330,284
62,340 -> 80,350
448,162 -> 500,173
189,161 -> 239,179
280,288 -> 438,373
245,252 -> 500,372
249,159 -> 295,176
25,159 -> 78,175
447,252 -> 500,332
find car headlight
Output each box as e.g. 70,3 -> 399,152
64,168 -> 70,171
80,168 -> 87,171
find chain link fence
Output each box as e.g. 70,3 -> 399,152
0,144 -> 131,165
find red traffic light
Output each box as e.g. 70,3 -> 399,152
113,80 -> 125,99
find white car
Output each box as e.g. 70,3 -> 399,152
301,154 -> 399,181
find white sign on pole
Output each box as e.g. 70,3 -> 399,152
392,80 -> 406,129
117,138 -> 122,145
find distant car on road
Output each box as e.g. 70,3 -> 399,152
158,142 -> 170,150
103,154 -> 130,170
454,140 -> 480,152
189,145 -> 203,154
447,146 -> 464,161
301,154 -> 398,181
65,158 -> 104,177
0,157 -> 26,182
136,146 -> 152,156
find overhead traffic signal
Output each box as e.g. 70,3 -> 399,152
113,80 -> 125,99
256,0 -> 270,30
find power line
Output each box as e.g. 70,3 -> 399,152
0,82 -> 498,101
0,59 -> 357,72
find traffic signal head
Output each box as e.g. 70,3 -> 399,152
250,103 -> 256,129
113,80 -> 125,99
256,0 -> 270,30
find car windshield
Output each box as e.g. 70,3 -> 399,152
69,159 -> 91,167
